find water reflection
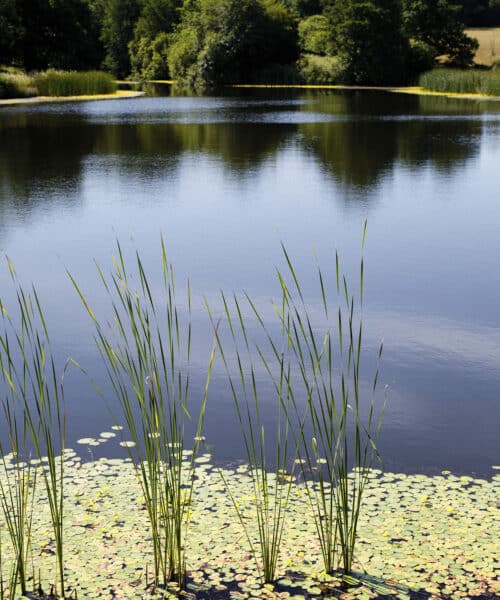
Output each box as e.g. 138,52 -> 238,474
298,92 -> 482,188
1,90 -> 499,475
0,90 -> 490,201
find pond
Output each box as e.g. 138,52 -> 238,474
1,88 -> 499,477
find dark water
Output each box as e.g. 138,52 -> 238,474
1,88 -> 499,476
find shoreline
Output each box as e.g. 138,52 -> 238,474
2,85 -> 500,105
0,89 -> 145,107
231,83 -> 500,100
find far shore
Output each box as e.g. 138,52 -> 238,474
2,84 -> 500,107
231,83 -> 500,100
0,89 -> 145,107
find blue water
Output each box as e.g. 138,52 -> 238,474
1,89 -> 499,475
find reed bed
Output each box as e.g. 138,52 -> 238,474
71,241 -> 215,592
206,290 -> 298,584
272,232 -> 384,577
207,232 -> 384,581
0,261 -> 67,598
419,67 -> 500,95
0,237 -> 385,595
32,70 -> 116,97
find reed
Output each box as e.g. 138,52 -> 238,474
271,230 -> 384,577
206,291 -> 297,584
71,241 -> 215,591
0,262 -> 67,597
419,67 -> 500,95
33,70 -> 117,97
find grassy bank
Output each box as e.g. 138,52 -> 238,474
0,70 -> 116,99
419,68 -> 500,96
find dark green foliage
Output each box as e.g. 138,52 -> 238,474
402,0 -> 479,67
0,72 -> 35,98
456,0 -> 500,26
130,33 -> 171,81
282,0 -> 322,18
407,40 -> 437,79
33,70 -> 117,96
168,0 -> 298,89
325,0 -> 409,84
419,67 -> 500,94
18,0 -> 102,71
298,14 -> 334,55
101,0 -> 141,78
129,0 -> 182,80
0,0 -> 24,65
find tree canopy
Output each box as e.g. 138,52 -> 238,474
0,0 -> 487,88
402,0 -> 479,67
324,0 -> 409,84
167,0 -> 298,89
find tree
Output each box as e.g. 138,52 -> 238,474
101,0 -> 141,78
455,0 -> 500,26
282,0 -> 322,18
168,0 -> 298,89
325,0 -> 409,84
402,0 -> 479,66
15,0 -> 102,71
0,0 -> 24,65
129,0 -> 183,80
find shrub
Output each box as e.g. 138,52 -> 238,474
297,54 -> 345,84
33,70 -> 117,97
0,73 -> 36,99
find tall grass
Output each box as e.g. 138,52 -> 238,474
271,232 -> 384,577
419,68 -> 500,95
33,70 -> 117,97
207,291 -> 297,584
72,241 -> 215,591
0,261 -> 67,597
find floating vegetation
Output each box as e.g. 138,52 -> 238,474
0,453 -> 498,599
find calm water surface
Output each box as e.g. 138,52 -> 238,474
1,89 -> 499,476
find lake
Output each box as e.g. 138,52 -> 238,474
1,88 -> 499,477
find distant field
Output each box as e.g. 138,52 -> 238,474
466,27 -> 500,66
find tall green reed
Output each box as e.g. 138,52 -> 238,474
0,261 -> 67,597
33,70 -> 117,96
206,291 -> 297,584
273,232 -> 384,577
72,241 -> 215,591
419,67 -> 500,95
